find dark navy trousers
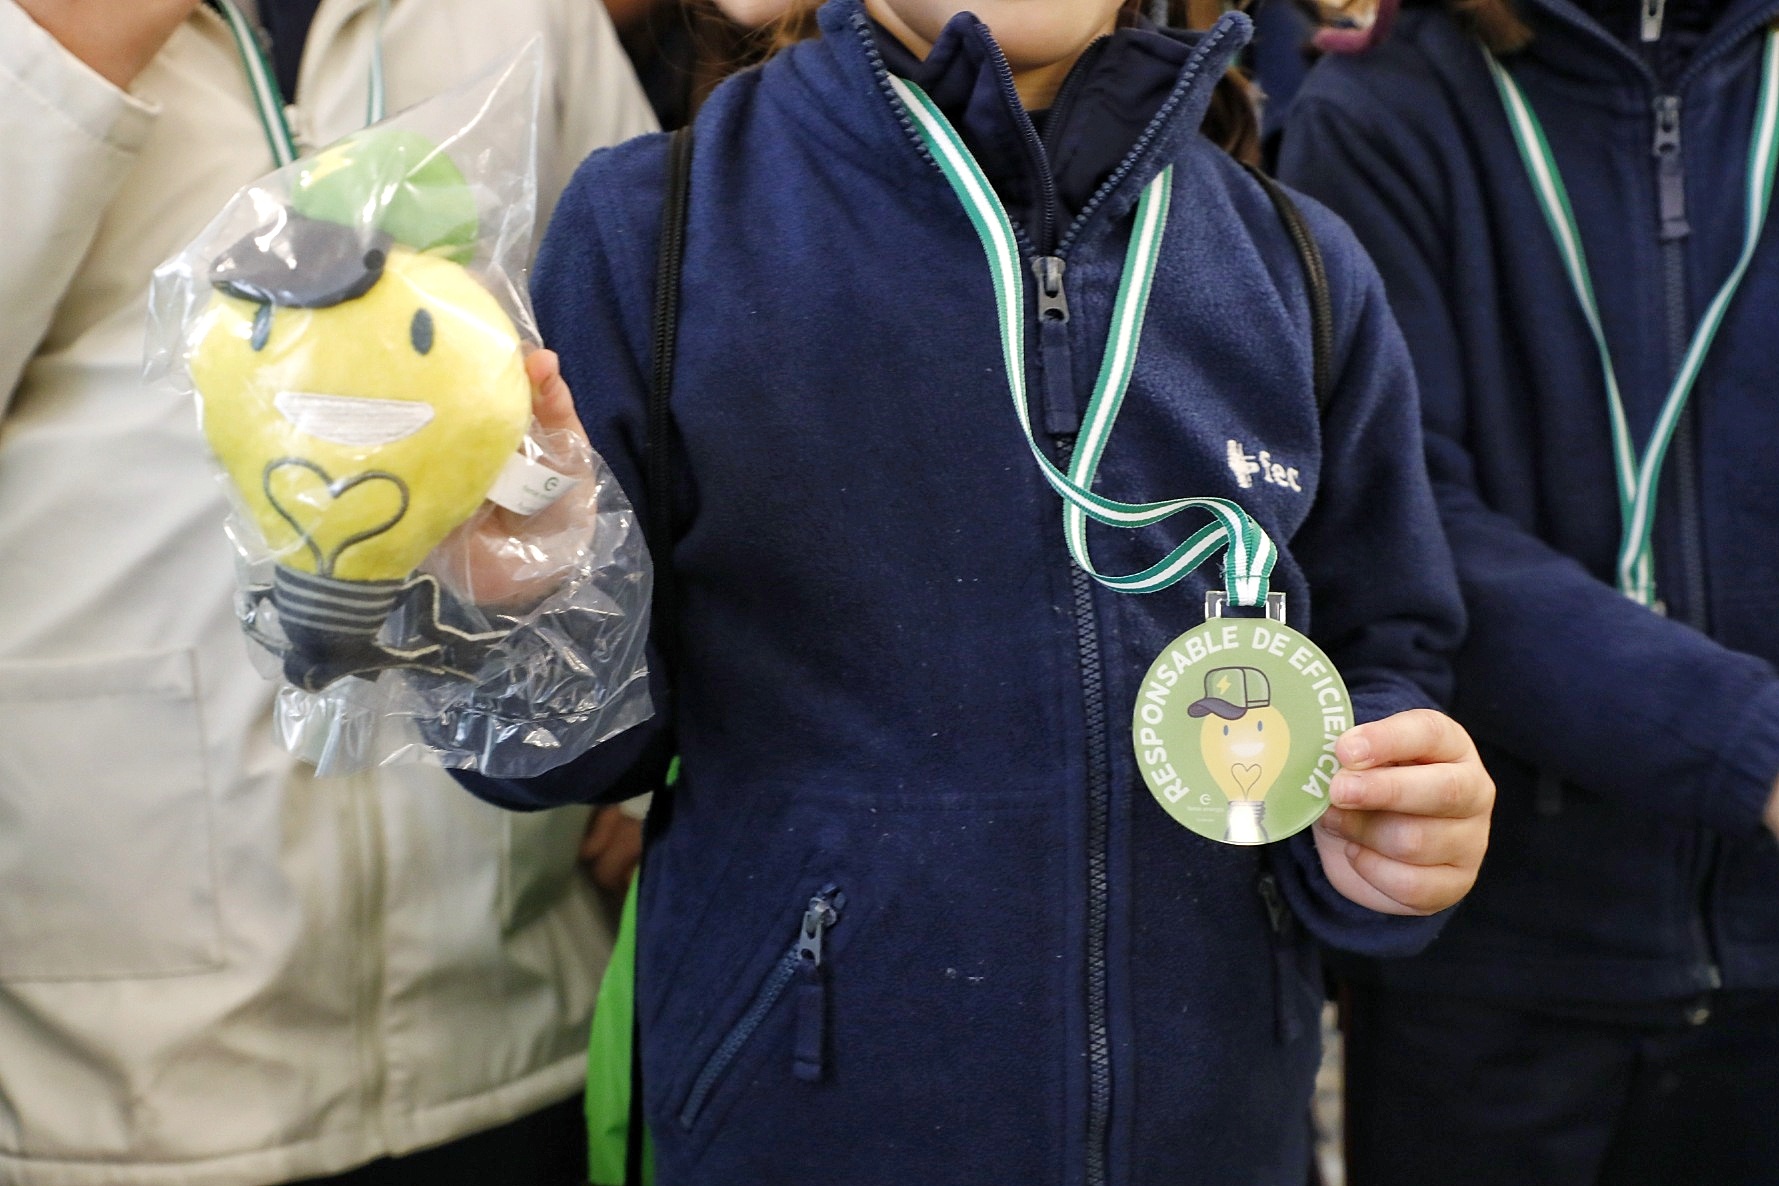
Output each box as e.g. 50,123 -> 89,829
1342,983 -> 1779,1186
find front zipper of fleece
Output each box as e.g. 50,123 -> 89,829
1057,430 -> 1115,1186
678,886 -> 844,1130
855,15 -> 1239,1178
994,27 -> 1227,1178
1653,96 -> 1710,634
1035,242 -> 1112,1186
1011,35 -> 1107,254
1650,92 -> 1725,994
987,38 -> 1115,1185
995,42 -> 1066,253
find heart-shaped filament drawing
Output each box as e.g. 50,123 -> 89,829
264,457 -> 411,578
1189,666 -> 1293,845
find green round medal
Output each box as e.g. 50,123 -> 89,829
1134,612 -> 1350,846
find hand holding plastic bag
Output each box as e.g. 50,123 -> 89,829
146,46 -> 652,778
430,348 -> 595,607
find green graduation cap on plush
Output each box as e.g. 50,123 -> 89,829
290,128 -> 479,263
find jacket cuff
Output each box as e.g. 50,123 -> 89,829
1705,680 -> 1779,836
1275,828 -> 1452,959
1,1 -> 157,151
1348,678 -> 1440,728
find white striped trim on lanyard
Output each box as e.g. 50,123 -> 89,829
888,76 -> 1278,607
210,0 -> 391,167
1483,31 -> 1779,607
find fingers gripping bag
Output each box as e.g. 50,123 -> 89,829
145,45 -> 652,778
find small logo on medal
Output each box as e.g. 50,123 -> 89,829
1226,439 -> 1302,493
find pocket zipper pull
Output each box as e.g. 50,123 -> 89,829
1257,871 -> 1288,933
1257,871 -> 1305,1044
794,887 -> 843,1083
1642,0 -> 1666,42
798,889 -> 843,965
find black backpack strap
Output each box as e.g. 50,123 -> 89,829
1245,163 -> 1335,415
646,125 -> 695,678
624,123 -> 694,1186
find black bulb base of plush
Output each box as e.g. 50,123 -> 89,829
271,567 -> 406,691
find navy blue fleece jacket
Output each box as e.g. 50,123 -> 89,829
462,3 -> 1465,1182
1281,0 -> 1779,1001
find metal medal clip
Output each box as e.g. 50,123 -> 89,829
1204,590 -> 1288,624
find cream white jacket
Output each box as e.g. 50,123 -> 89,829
0,3 -> 654,1182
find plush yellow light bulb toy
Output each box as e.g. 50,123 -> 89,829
188,131 -> 530,689
1188,666 -> 1293,845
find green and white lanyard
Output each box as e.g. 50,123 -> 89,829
210,0 -> 391,167
1483,31 -> 1779,607
889,76 -> 1278,608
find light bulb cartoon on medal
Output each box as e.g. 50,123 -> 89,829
1189,666 -> 1291,844
187,130 -> 534,689
1135,597 -> 1351,847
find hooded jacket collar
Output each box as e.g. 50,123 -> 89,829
1571,0 -> 1730,78
1507,0 -> 1779,88
871,11 -> 1215,250
795,0 -> 1250,255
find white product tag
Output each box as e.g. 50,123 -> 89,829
485,451 -> 577,516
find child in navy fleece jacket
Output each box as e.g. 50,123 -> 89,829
465,1 -> 1493,1182
1280,0 -> 1779,1181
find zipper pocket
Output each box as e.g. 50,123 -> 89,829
677,885 -> 845,1130
1258,870 -> 1307,1045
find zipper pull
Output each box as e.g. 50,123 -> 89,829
1032,256 -> 1081,435
1032,256 -> 1070,322
1642,0 -> 1666,42
1257,871 -> 1289,934
1256,872 -> 1304,1043
794,888 -> 843,1083
797,889 -> 842,966
1652,96 -> 1690,241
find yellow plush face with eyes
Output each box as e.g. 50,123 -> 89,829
190,247 -> 530,582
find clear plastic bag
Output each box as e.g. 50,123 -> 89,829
145,44 -> 651,778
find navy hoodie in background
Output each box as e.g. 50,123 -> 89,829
464,2 -> 1465,1182
1280,0 -> 1779,1003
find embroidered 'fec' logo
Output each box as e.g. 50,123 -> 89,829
1226,439 -> 1303,493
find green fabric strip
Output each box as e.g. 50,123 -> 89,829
889,76 -> 1277,605
1484,33 -> 1779,606
213,0 -> 389,164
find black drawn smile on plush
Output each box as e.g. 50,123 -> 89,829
263,458 -> 411,577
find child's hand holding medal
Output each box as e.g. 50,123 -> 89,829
1312,709 -> 1495,916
